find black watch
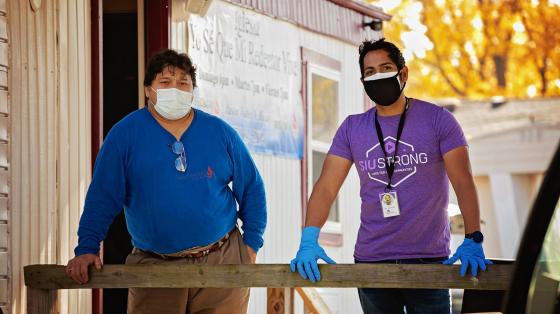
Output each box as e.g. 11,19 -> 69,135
465,231 -> 484,243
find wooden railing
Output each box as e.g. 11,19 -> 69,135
24,263 -> 513,314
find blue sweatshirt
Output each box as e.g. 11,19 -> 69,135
75,108 -> 267,255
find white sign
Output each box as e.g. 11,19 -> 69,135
184,1 -> 304,158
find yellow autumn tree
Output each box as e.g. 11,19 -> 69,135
368,0 -> 560,99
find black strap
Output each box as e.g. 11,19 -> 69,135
374,97 -> 409,189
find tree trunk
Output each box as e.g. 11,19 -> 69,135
493,54 -> 507,89
539,56 -> 548,96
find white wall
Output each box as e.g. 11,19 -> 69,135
474,176 -> 502,259
248,156 -> 303,312
487,173 -> 544,259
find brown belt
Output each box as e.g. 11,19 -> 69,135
137,228 -> 237,259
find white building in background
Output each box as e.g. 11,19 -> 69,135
442,97 -> 560,259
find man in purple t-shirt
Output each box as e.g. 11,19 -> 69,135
291,38 -> 492,313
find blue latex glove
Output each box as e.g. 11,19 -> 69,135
443,238 -> 493,277
290,226 -> 336,282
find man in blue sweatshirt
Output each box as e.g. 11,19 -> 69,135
65,49 -> 267,314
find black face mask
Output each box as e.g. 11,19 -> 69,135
363,71 -> 406,106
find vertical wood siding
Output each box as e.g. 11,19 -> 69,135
9,0 -> 91,313
0,0 -> 8,312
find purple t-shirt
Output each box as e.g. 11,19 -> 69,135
329,99 -> 467,261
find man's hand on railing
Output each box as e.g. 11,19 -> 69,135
290,226 -> 336,283
443,238 -> 493,277
66,254 -> 103,284
245,245 -> 257,263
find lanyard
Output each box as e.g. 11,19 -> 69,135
374,97 -> 409,190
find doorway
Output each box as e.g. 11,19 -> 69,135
92,0 -> 170,312
101,0 -> 138,313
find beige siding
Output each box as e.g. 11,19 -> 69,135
57,0 -> 92,312
8,0 -> 92,313
0,0 -> 8,312
248,156 -> 302,313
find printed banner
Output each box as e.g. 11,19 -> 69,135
179,1 -> 304,158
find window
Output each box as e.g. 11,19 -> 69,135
307,64 -> 342,235
525,199 -> 560,313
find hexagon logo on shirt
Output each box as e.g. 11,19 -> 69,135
361,136 -> 429,188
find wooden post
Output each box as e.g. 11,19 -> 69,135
296,287 -> 332,314
27,288 -> 57,314
285,288 -> 294,314
267,288 -> 294,314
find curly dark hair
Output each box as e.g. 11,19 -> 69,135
143,49 -> 197,87
358,38 -> 405,78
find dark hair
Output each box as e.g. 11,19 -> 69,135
143,49 -> 197,87
358,38 -> 405,78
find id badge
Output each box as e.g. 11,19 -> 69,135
379,191 -> 400,218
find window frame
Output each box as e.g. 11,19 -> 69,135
301,48 -> 343,246
307,64 -> 342,234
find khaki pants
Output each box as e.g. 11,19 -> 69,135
126,229 -> 251,314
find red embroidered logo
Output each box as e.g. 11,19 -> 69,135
207,166 -> 214,178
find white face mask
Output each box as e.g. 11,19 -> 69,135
151,87 -> 193,120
